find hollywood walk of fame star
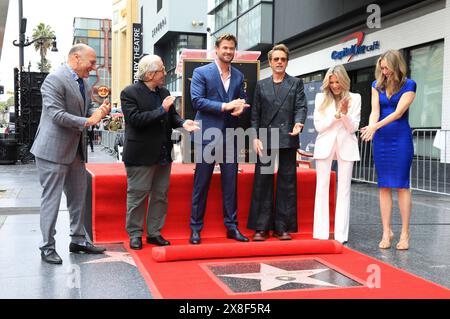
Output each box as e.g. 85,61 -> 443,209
81,251 -> 136,267
218,263 -> 339,291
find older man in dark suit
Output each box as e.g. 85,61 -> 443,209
31,44 -> 111,264
121,54 -> 198,250
247,44 -> 307,241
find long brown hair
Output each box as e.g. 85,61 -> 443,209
375,50 -> 407,94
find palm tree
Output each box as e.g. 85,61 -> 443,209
37,57 -> 52,73
31,23 -> 56,73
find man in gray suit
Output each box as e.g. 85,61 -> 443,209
31,43 -> 111,264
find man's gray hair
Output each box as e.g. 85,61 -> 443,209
137,55 -> 162,81
69,43 -> 91,56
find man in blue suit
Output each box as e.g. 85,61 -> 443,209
189,33 -> 250,244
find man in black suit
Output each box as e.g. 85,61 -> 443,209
121,55 -> 198,250
247,44 -> 307,241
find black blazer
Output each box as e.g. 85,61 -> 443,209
251,74 -> 307,149
120,81 -> 184,166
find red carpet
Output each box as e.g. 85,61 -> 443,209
86,163 -> 450,298
85,163 -> 336,243
152,239 -> 343,262
127,242 -> 450,299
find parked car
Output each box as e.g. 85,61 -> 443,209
7,122 -> 15,134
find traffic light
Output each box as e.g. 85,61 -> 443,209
0,85 -> 4,95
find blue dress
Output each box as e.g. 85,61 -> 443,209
372,78 -> 416,188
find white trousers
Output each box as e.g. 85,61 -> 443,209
313,142 -> 354,243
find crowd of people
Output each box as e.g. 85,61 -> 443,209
32,34 -> 416,264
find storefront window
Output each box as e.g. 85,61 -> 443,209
408,41 -> 443,128
113,10 -> 119,25
238,0 -> 256,14
187,35 -> 205,49
237,5 -> 261,50
88,38 -> 101,55
300,72 -> 323,84
75,37 -> 88,45
215,0 -> 237,30
217,21 -> 237,37
75,18 -> 100,30
236,2 -> 272,50
157,33 -> 206,92
74,29 -> 88,37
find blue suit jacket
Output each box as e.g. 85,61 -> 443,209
190,62 -> 246,145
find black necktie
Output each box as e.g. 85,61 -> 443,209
77,78 -> 85,103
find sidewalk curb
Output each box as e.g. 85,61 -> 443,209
0,207 -> 40,215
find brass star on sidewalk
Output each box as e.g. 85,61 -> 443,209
82,251 -> 136,267
218,263 -> 339,291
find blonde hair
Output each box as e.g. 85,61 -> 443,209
319,65 -> 351,113
375,49 -> 407,93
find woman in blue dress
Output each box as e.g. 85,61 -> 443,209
360,50 -> 416,250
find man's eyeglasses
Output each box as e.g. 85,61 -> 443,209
155,67 -> 166,73
272,57 -> 287,62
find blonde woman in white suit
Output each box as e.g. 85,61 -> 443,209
313,65 -> 361,243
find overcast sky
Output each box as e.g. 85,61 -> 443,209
0,0 -> 112,101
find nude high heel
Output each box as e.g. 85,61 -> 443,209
396,231 -> 410,250
379,230 -> 394,249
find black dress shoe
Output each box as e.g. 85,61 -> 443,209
130,237 -> 142,250
69,242 -> 106,254
41,250 -> 63,264
146,235 -> 170,246
227,229 -> 249,242
189,231 -> 201,245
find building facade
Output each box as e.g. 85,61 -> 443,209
111,0 -> 139,108
208,0 -> 273,52
138,0 -> 208,93
73,17 -> 112,107
208,0 -> 450,193
267,0 -> 447,133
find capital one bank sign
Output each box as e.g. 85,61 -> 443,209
331,32 -> 380,62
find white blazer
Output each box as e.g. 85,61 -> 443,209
313,92 -> 361,161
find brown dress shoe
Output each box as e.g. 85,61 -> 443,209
273,231 -> 292,240
252,231 -> 269,241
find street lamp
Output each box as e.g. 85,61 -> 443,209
11,0 -> 58,71
12,23 -> 58,71
13,34 -> 58,51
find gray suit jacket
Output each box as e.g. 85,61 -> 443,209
31,65 -> 94,164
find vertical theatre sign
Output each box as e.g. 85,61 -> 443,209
132,23 -> 143,83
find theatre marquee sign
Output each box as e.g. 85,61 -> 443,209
132,23 -> 143,84
331,32 -> 380,62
